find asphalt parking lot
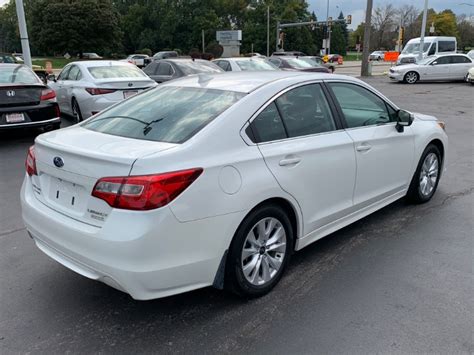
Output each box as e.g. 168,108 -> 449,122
0,77 -> 473,353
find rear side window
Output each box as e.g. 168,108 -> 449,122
157,62 -> 174,76
451,56 -> 471,64
438,41 -> 456,53
88,65 -> 147,79
143,61 -> 159,75
215,60 -> 231,71
83,87 -> 245,143
276,84 -> 336,137
248,103 -> 287,143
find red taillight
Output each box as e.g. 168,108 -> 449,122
85,88 -> 117,95
25,145 -> 37,176
40,88 -> 56,101
92,168 -> 203,210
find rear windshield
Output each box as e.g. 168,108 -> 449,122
0,65 -> 39,84
177,61 -> 223,75
82,86 -> 245,143
88,65 -> 147,79
285,58 -> 314,69
235,60 -> 277,71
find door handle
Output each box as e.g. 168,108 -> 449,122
279,157 -> 301,166
356,144 -> 372,152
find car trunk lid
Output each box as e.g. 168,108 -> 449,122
31,126 -> 177,226
0,84 -> 43,107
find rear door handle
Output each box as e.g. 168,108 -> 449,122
279,157 -> 301,166
356,144 -> 372,152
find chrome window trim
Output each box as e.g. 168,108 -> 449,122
239,79 -> 343,146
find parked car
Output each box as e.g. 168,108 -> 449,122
0,64 -> 60,130
121,54 -> 150,68
326,54 -> 343,63
397,36 -> 457,65
466,67 -> 474,85
389,53 -> 473,84
272,51 -> 306,57
152,51 -> 179,60
81,53 -> 103,59
298,56 -> 335,72
48,61 -> 157,121
143,58 -> 223,83
369,51 -> 386,61
247,52 -> 266,58
268,56 -> 330,73
21,71 -> 447,300
0,52 -> 48,83
213,57 -> 278,71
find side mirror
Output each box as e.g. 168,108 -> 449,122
431,61 -> 437,66
396,109 -> 413,132
47,74 -> 56,82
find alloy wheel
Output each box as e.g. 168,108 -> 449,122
241,217 -> 287,286
72,100 -> 81,122
419,152 -> 439,197
405,72 -> 418,84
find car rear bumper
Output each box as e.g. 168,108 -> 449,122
0,102 -> 60,129
21,176 -> 242,300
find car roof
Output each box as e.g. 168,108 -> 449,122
0,63 -> 22,68
162,71 -> 357,93
218,57 -> 267,61
69,60 -> 136,68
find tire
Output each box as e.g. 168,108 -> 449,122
406,144 -> 442,204
225,204 -> 294,298
71,98 -> 83,122
404,71 -> 419,84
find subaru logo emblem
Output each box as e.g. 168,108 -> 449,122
128,82 -> 133,87
6,90 -> 15,97
53,156 -> 64,168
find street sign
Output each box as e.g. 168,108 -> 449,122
216,30 -> 242,43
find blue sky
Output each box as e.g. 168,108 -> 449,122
308,0 -> 473,29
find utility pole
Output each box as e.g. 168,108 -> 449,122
419,0 -> 429,60
202,30 -> 205,53
267,6 -> 270,57
15,0 -> 32,68
325,0 -> 330,55
361,0 -> 373,77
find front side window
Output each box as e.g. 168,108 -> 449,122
215,60 -> 231,71
57,66 -> 71,80
428,43 -> 436,56
433,57 -> 451,65
276,84 -> 336,137
83,87 -> 245,143
329,83 -> 393,128
88,65 -> 147,79
438,41 -> 456,53
66,65 -> 80,80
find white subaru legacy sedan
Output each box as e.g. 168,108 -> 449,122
21,72 -> 448,300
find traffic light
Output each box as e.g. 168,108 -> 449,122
346,15 -> 352,25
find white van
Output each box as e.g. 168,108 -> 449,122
397,36 -> 457,65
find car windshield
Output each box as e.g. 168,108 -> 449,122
82,86 -> 245,143
235,59 -> 277,71
402,42 -> 431,54
0,66 -> 39,84
285,57 -> 314,69
298,57 -> 322,66
0,54 -> 17,63
176,61 -> 223,75
88,65 -> 147,79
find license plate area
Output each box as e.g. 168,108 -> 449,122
48,178 -> 85,212
6,113 -> 25,123
123,90 -> 138,99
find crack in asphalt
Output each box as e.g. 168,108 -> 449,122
0,226 -> 26,238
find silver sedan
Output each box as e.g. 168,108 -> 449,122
49,61 -> 157,121
389,54 -> 473,84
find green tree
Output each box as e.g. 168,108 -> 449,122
29,0 -> 122,56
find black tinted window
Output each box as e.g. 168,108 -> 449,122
83,87 -> 245,143
157,62 -> 173,76
451,56 -> 471,64
438,41 -> 456,52
434,57 -> 451,65
249,102 -> 287,143
330,83 -> 392,128
276,84 -> 336,137
215,60 -> 231,71
143,61 -> 159,75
